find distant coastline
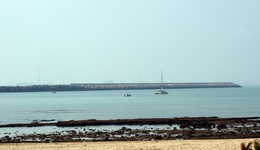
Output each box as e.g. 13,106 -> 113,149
0,82 -> 241,93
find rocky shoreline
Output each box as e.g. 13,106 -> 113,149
1,117 -> 259,143
0,82 -> 241,93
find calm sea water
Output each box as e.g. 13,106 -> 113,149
0,87 -> 259,125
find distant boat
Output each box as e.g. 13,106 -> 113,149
155,71 -> 168,94
52,91 -> 56,94
155,89 -> 168,94
124,93 -> 131,97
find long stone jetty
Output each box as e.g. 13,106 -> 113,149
0,82 -> 240,93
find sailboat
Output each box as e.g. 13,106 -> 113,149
155,71 -> 168,94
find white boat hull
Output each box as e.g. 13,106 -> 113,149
155,90 -> 168,94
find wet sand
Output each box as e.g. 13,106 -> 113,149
0,138 -> 256,150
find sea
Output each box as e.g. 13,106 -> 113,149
0,87 -> 259,137
1,86 -> 260,125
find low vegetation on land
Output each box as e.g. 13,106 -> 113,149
241,139 -> 260,150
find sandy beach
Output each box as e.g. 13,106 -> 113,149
0,138 -> 257,150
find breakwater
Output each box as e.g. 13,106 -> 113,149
0,82 -> 241,93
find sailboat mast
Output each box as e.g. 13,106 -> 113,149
155,70 -> 168,94
161,71 -> 164,84
161,71 -> 164,89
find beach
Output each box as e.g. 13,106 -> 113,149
0,138 -> 256,150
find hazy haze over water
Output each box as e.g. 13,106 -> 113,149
0,1 -> 259,85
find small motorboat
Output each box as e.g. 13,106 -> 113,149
124,93 -> 131,97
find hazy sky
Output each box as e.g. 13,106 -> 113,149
0,0 -> 259,85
